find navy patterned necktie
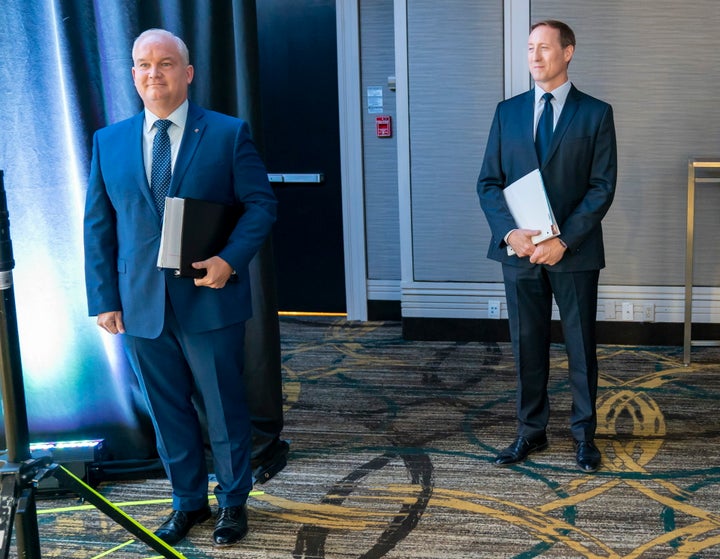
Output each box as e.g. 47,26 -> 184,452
151,119 -> 173,216
535,92 -> 554,164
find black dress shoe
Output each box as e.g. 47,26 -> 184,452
494,435 -> 548,466
252,438 -> 290,484
575,440 -> 601,472
213,505 -> 249,546
154,505 -> 211,545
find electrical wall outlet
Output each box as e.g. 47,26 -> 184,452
622,302 -> 634,321
643,304 -> 655,322
604,300 -> 616,320
488,300 -> 500,319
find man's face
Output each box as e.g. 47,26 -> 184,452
527,25 -> 573,91
132,34 -> 193,116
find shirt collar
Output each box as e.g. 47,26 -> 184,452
534,80 -> 571,106
143,99 -> 189,132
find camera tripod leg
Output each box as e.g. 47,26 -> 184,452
15,487 -> 41,559
1,475 -> 18,559
1,467 -> 43,559
52,465 -> 187,559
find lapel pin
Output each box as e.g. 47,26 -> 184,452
194,128 -> 199,133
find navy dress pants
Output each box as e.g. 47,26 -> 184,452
502,264 -> 600,442
123,299 -> 252,511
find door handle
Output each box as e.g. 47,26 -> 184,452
267,173 -> 324,184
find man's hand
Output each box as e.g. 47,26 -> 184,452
192,256 -> 234,289
507,228 -> 542,258
529,237 -> 567,266
97,311 -> 125,335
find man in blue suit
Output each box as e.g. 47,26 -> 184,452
84,29 -> 277,546
477,20 -> 617,473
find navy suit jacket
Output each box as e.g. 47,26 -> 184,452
477,85 -> 617,272
84,101 -> 277,338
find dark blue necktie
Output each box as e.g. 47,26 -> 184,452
151,119 -> 173,216
535,92 -> 554,164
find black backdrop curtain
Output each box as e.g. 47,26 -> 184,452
0,0 -> 280,461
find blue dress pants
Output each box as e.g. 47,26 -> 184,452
123,298 -> 252,510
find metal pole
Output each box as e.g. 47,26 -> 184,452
0,169 -> 40,558
0,169 -> 31,463
683,160 -> 695,366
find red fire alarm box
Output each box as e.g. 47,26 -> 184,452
375,115 -> 392,138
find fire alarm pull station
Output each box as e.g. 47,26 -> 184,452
375,115 -> 392,138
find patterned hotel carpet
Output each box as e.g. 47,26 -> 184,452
13,317 -> 720,558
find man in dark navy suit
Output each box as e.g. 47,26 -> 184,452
84,28 -> 277,546
477,20 -> 617,472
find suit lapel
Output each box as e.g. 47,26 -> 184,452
543,85 -> 580,166
129,112 -> 157,212
520,90 -> 536,159
169,102 -> 207,197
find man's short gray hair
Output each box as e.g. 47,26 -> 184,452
132,28 -> 190,65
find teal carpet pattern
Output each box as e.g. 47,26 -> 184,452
15,318 -> 720,558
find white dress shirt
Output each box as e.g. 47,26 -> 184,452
533,80 -> 571,138
142,99 -> 189,186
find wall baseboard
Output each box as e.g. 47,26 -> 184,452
368,300 -> 401,321
402,317 -> 720,347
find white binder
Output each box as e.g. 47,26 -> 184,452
503,169 -> 560,255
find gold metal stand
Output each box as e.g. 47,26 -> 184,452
683,158 -> 720,365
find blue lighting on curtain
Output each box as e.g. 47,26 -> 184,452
49,0 -> 85,216
0,1 -> 153,457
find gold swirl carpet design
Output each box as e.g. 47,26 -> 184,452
23,318 -> 720,558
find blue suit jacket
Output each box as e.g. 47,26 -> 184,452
84,102 -> 277,338
477,85 -> 617,272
